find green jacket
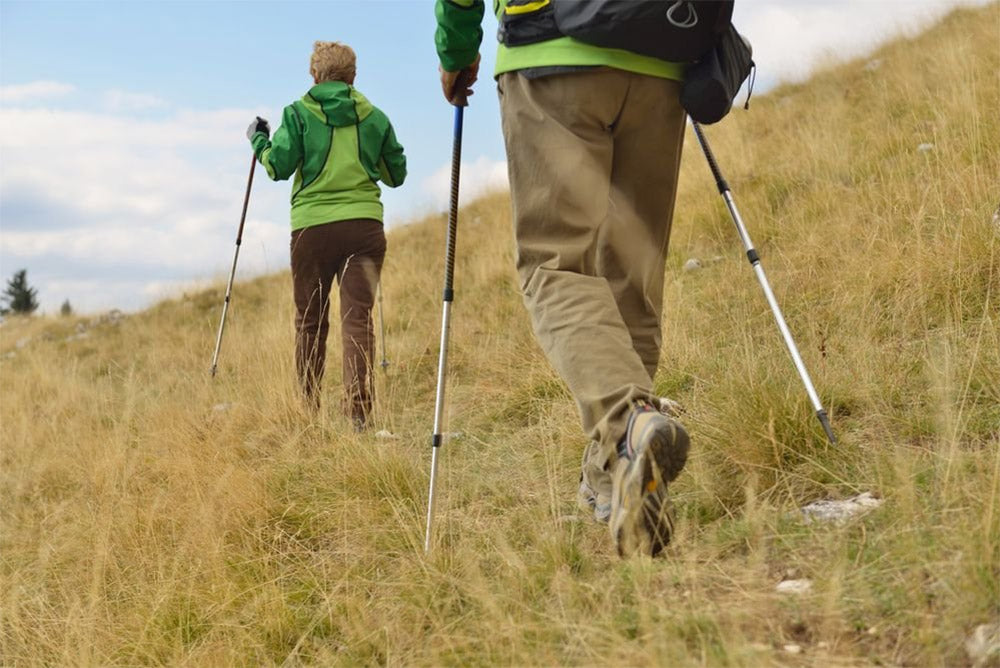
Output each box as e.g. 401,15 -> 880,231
250,81 -> 406,230
435,0 -> 685,81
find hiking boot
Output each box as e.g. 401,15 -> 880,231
610,401 -> 690,557
578,473 -> 612,523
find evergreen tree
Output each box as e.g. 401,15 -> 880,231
1,269 -> 40,315
60,299 -> 73,317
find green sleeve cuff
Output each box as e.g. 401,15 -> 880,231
435,0 -> 484,72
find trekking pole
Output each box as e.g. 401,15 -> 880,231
424,105 -> 464,552
691,122 -> 836,444
210,154 -> 256,378
377,282 -> 389,371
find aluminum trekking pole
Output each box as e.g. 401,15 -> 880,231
377,282 -> 389,371
691,122 -> 837,444
210,154 -> 256,378
424,105 -> 464,552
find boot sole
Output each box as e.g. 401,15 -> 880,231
612,416 -> 690,557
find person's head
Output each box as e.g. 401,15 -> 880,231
310,41 -> 357,85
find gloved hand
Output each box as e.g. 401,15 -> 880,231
246,116 -> 270,140
440,53 -> 480,107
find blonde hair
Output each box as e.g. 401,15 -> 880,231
310,41 -> 356,84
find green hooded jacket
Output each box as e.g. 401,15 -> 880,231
250,81 -> 406,231
435,0 -> 685,81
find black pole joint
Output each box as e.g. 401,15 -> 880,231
746,249 -> 760,265
443,288 -> 454,302
432,434 -> 442,448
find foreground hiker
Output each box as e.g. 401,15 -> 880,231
434,1 -> 690,556
247,41 -> 406,430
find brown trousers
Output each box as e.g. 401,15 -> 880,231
498,69 -> 686,472
290,219 -> 385,422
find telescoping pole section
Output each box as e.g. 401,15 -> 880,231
691,122 -> 837,444
425,105 -> 464,552
211,154 -> 257,378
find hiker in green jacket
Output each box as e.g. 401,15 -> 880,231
435,0 -> 691,556
248,41 -> 406,430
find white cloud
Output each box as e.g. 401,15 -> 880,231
736,0 -> 992,85
103,89 -> 167,112
0,81 -> 76,104
0,99 -> 290,314
422,155 -> 508,211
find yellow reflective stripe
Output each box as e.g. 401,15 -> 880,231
505,0 -> 548,15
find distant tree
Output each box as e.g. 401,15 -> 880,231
60,299 -> 73,317
0,269 -> 40,316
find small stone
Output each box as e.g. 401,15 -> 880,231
966,622 -> 1000,668
212,403 -> 232,413
683,258 -> 703,272
782,644 -> 803,655
776,579 -> 813,595
657,396 -> 685,417
801,492 -> 883,524
817,641 -> 830,650
374,430 -> 398,439
917,142 -> 935,153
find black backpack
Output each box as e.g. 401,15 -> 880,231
497,0 -> 753,124
551,0 -> 733,63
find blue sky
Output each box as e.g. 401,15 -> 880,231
0,0 -> 989,313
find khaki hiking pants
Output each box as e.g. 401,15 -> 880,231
290,219 -> 385,424
498,68 -> 686,473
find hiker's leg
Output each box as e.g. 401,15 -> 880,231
498,68 -> 657,454
597,73 -> 686,381
337,220 -> 386,426
291,226 -> 336,406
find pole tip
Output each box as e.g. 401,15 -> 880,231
817,410 -> 837,445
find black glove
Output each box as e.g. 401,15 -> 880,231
246,116 -> 270,140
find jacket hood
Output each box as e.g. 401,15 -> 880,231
300,81 -> 374,128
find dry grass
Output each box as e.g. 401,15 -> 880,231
2,6 -> 998,666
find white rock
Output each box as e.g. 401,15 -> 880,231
801,492 -> 883,524
966,622 -> 1000,668
683,258 -> 703,272
782,644 -> 803,655
212,403 -> 233,413
776,579 -> 813,595
374,430 -> 398,439
917,142 -> 935,153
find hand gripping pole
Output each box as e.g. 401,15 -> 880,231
691,122 -> 836,444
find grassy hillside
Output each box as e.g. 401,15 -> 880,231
2,5 -> 998,666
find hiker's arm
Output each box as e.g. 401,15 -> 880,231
378,122 -> 407,188
435,0 -> 484,104
250,106 -> 302,181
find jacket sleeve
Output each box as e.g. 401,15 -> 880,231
435,0 -> 485,72
378,122 -> 407,188
250,105 -> 302,181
